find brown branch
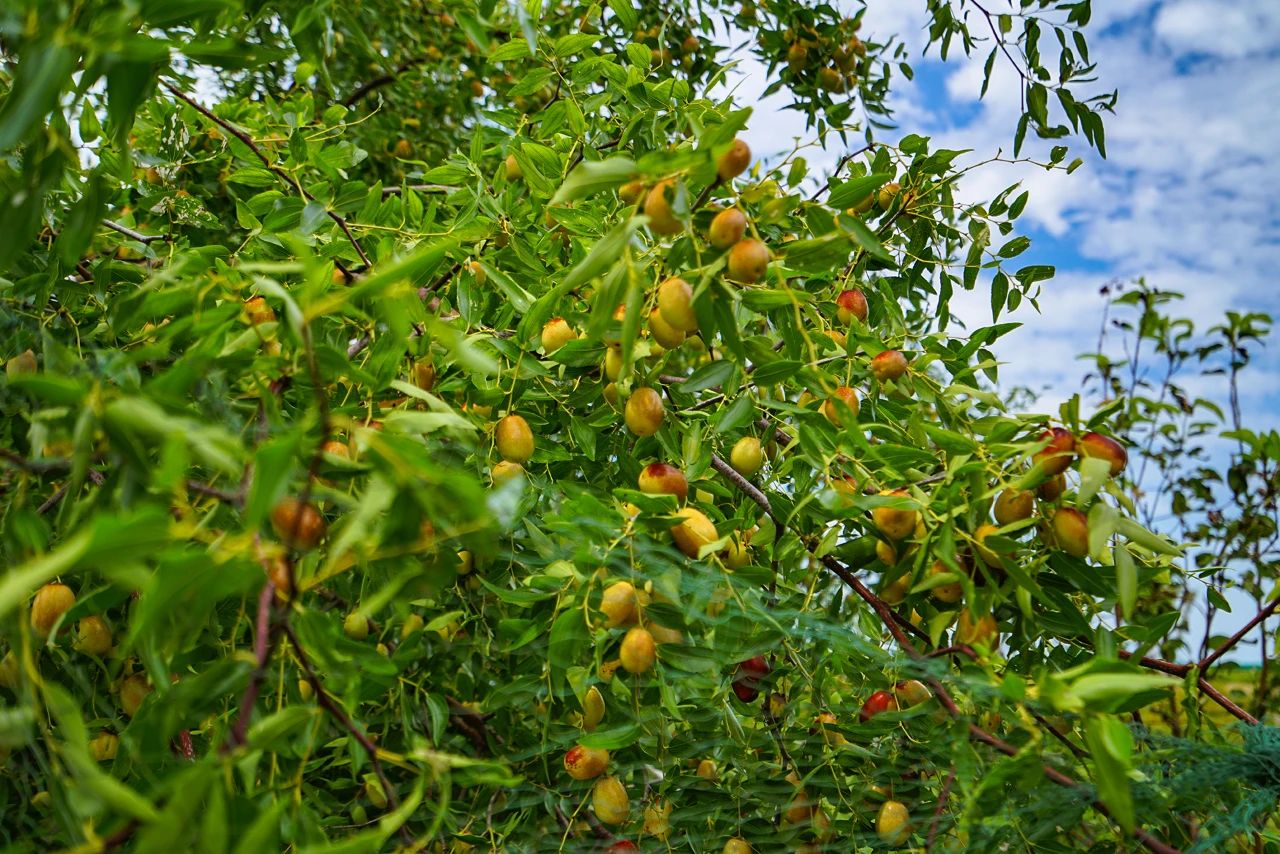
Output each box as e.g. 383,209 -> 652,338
343,56 -> 429,107
1198,678 -> 1257,724
382,184 -> 454,196
1117,650 -> 1191,677
163,82 -> 371,269
1199,597 -> 1279,671
445,696 -> 491,756
283,621 -> 401,812
186,480 -> 242,506
926,766 -> 956,851
224,582 -> 278,752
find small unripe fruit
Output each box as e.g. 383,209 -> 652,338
873,490 -> 918,541
412,359 -> 436,391
638,462 -> 688,502
708,207 -> 748,249
877,182 -> 901,210
456,550 -> 474,576
894,679 -> 932,707
625,387 -> 665,436
343,612 -> 370,641
644,180 -> 683,235
877,800 -> 911,845
730,436 -> 764,477
495,414 -> 535,463
994,488 -> 1034,525
869,350 -> 908,382
657,277 -> 698,332
592,776 -> 630,824
583,685 -> 606,731
491,460 -> 525,484
620,627 -> 657,674
717,138 -> 751,181
648,309 -> 686,349
822,386 -> 860,427
270,498 -> 326,550
75,616 -> 113,657
604,346 -> 624,381
836,288 -> 869,324
401,613 -> 424,639
243,296 -> 275,326
973,523 -> 1006,567
859,689 -> 898,721
956,609 -> 998,647
928,561 -> 963,604
299,679 -> 314,701
697,759 -> 718,781
365,778 -> 388,810
619,180 -> 645,204
723,839 -> 752,854
786,42 -> 808,71
542,317 -> 577,353
643,799 -> 672,839
1034,427 -> 1077,477
88,732 -> 119,762
601,581 -> 640,628
31,583 -> 76,638
393,138 -> 412,158
818,66 -> 845,91
6,348 -> 37,378
670,507 -> 718,557
564,744 -> 610,780
1079,431 -> 1128,477
721,532 -> 751,568
466,260 -> 486,284
504,154 -> 522,180
1049,507 -> 1089,557
1038,473 -> 1066,501
118,673 -> 152,717
726,239 -> 769,283
880,572 -> 909,603
322,440 -> 351,459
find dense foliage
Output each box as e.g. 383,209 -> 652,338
1,1 -> 1276,851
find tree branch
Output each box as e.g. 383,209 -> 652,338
103,219 -> 169,244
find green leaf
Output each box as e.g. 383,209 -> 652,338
551,157 -> 638,204
0,43 -> 74,149
826,173 -> 894,210
1083,714 -> 1134,834
681,360 -> 734,393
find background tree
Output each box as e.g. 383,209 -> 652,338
0,1 -> 1275,852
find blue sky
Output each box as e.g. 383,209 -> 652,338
730,0 -> 1280,662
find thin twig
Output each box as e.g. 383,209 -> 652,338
344,56 -> 430,107
103,219 -> 169,244
926,766 -> 956,851
163,82 -> 371,269
1199,598 -> 1280,670
224,583 -> 278,752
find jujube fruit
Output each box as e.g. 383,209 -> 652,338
491,460 -> 525,484
564,744 -> 610,780
31,583 -> 76,638
859,689 -> 898,721
994,488 -> 1034,525
648,309 -> 686,349
620,627 -> 656,674
729,436 -> 764,477
956,609 -> 998,647
717,138 -> 751,181
1034,427 -> 1076,477
708,207 -> 748,249
1049,507 -> 1089,557
1079,430 -> 1128,477
836,288 -> 868,324
644,179 -> 683,235
670,507 -> 718,557
638,462 -> 689,502
343,612 -> 370,641
541,317 -> 577,353
118,673 -> 152,717
821,386 -> 859,427
873,490 -> 918,541
495,414 -> 535,463
270,498 -> 326,550
504,154 -> 522,180
592,776 -> 630,824
877,800 -> 911,845
625,387 -> 665,436
657,276 -> 698,332
600,581 -> 640,628
726,239 -> 769,283
75,616 -> 113,657
870,350 -> 908,382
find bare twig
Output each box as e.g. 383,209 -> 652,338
926,766 -> 956,851
1199,598 -> 1280,670
344,56 -> 429,107
103,219 -> 169,244
224,583 -> 278,752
